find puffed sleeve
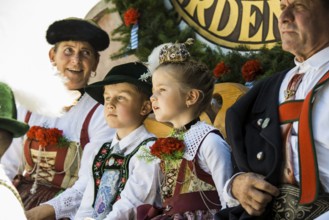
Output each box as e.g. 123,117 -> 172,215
197,132 -> 233,209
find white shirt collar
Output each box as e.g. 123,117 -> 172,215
294,46 -> 329,73
111,125 -> 152,153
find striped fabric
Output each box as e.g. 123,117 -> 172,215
130,24 -> 139,50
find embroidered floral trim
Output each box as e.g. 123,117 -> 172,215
92,137 -> 156,206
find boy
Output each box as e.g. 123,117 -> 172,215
74,62 -> 161,219
0,82 -> 29,219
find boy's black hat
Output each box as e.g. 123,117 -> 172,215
85,62 -> 152,104
46,17 -> 110,51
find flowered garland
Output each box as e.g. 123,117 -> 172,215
213,61 -> 231,79
26,126 -> 69,149
241,59 -> 264,82
106,0 -> 295,83
123,8 -> 140,27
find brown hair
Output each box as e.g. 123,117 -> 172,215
157,60 -> 215,116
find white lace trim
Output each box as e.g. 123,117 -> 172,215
44,187 -> 83,219
183,121 -> 217,161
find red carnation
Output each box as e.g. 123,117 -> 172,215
123,8 -> 140,27
26,126 -> 68,149
150,137 -> 185,161
241,59 -> 263,82
213,61 -> 230,79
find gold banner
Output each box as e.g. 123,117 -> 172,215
171,0 -> 281,50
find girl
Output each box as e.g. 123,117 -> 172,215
138,39 -> 233,219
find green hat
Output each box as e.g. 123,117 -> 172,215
85,62 -> 152,104
0,82 -> 29,137
46,17 -> 110,51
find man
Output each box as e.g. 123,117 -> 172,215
216,0 -> 329,219
0,82 -> 29,219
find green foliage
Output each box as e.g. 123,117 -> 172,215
136,145 -> 158,164
104,0 -> 295,83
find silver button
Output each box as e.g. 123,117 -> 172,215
257,118 -> 263,126
261,118 -> 270,128
257,152 -> 264,160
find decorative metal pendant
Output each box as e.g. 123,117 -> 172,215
284,89 -> 296,100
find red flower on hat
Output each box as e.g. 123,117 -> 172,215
241,59 -> 263,82
123,8 -> 140,27
213,61 -> 230,79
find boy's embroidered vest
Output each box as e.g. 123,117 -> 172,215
92,137 -> 157,206
161,123 -> 222,215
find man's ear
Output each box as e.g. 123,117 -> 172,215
185,89 -> 200,107
49,48 -> 56,64
140,100 -> 152,116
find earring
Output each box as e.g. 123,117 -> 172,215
51,62 -> 58,75
90,71 -> 97,78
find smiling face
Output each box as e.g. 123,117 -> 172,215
103,82 -> 151,139
49,41 -> 99,90
279,0 -> 329,61
151,67 -> 190,127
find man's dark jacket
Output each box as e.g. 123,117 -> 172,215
216,70 -> 290,220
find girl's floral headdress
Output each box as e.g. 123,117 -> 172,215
159,38 -> 194,64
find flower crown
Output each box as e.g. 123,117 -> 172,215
159,38 -> 194,64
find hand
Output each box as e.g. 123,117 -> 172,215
25,204 -> 55,220
231,172 -> 280,216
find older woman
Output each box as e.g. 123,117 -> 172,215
1,17 -> 115,219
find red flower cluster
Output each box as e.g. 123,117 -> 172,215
26,126 -> 66,148
123,8 -> 140,27
150,137 -> 185,161
213,61 -> 230,79
241,59 -> 263,82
